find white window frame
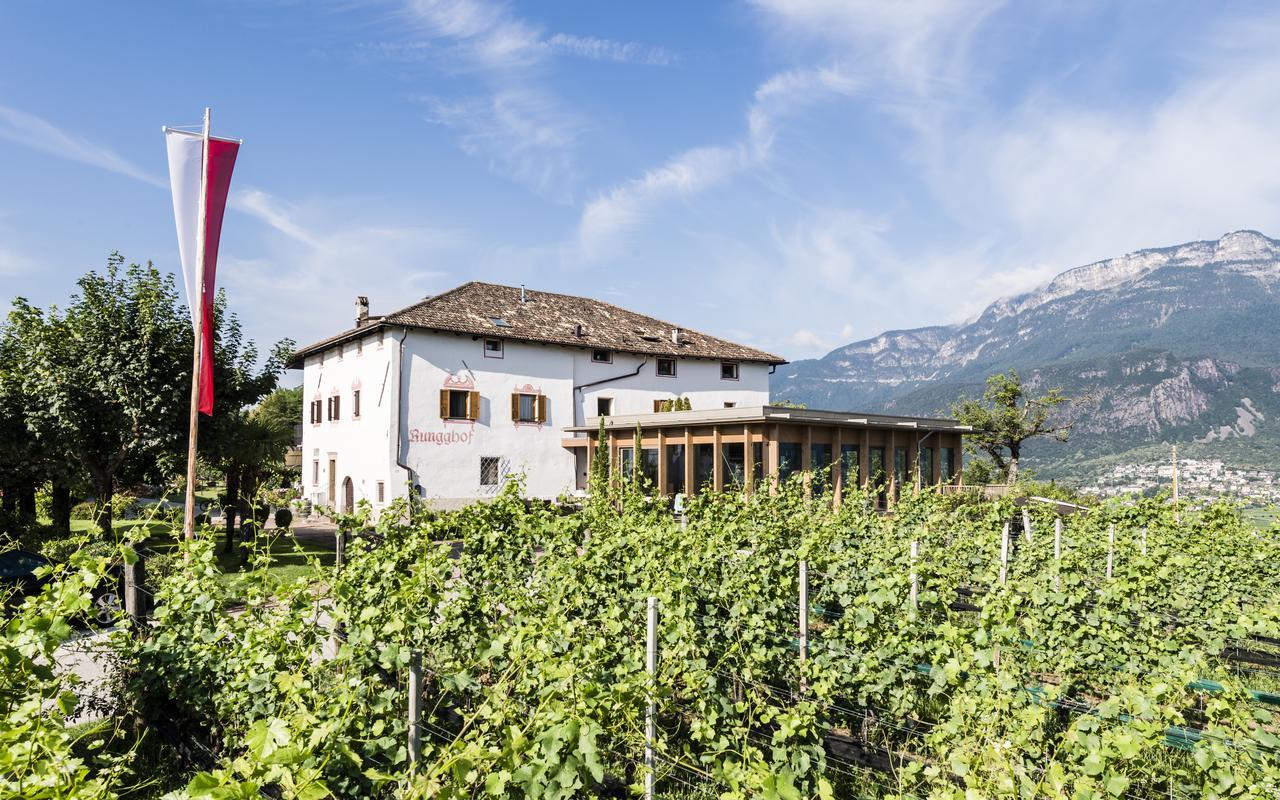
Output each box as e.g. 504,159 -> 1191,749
591,349 -> 612,364
484,338 -> 504,359
515,393 -> 539,423
656,357 -> 677,378
720,361 -> 739,381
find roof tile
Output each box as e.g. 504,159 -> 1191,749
290,281 -> 785,365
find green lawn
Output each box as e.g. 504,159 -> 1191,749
136,522 -> 335,602
53,515 -> 334,604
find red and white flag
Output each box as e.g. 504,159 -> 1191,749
164,126 -> 239,415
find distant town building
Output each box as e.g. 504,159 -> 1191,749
288,282 -> 966,512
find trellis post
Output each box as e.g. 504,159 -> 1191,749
408,650 -> 422,767
335,529 -> 346,567
909,541 -> 918,609
645,597 -> 658,800
123,555 -> 146,631
1022,509 -> 1033,544
1141,526 -> 1148,556
1053,517 -> 1062,592
1106,524 -> 1115,580
798,560 -> 809,695
998,522 -> 1010,585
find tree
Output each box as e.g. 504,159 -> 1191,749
253,386 -> 302,434
590,417 -> 609,495
951,370 -> 1072,483
0,308 -> 78,536
19,255 -> 190,536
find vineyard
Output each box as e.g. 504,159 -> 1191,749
8,479 -> 1280,799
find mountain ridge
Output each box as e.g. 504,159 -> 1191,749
771,230 -> 1280,483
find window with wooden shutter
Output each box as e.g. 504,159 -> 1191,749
439,389 -> 450,419
353,390 -> 361,419
333,395 -> 340,421
467,390 -> 481,421
536,394 -> 548,423
514,393 -> 537,423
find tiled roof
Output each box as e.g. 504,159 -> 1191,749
289,282 -> 785,366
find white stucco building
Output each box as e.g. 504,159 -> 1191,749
288,282 -> 784,512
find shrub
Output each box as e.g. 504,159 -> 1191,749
111,494 -> 138,519
144,551 -> 179,583
273,508 -> 293,529
69,501 -> 97,521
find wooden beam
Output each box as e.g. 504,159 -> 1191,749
743,424 -> 755,495
657,429 -> 667,497
889,429 -> 896,509
683,427 -> 694,496
833,426 -> 843,508
860,429 -> 869,488
712,426 -> 724,493
766,424 -> 780,496
802,425 -> 813,497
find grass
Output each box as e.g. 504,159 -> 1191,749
48,514 -> 336,604
136,521 -> 336,602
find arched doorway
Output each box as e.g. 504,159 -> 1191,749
342,477 -> 354,513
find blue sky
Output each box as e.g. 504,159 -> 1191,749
2,1 -> 1279,368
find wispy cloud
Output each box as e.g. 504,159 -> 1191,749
542,33 -> 675,66
400,0 -> 675,70
929,12 -> 1280,280
421,88 -> 585,200
198,188 -> 468,348
0,104 -> 165,188
576,63 -> 861,258
748,0 -> 1004,98
0,103 -> 467,348
399,0 -> 672,197
231,189 -> 320,246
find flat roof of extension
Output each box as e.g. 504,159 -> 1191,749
564,405 -> 972,434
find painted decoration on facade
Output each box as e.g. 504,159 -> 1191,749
443,371 -> 475,390
409,428 -> 475,445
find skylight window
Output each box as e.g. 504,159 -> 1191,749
489,317 -> 513,328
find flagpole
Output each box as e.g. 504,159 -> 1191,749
182,107 -> 211,541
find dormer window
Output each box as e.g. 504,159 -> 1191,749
484,338 -> 504,359
591,349 -> 612,364
489,317 -> 513,328
656,358 -> 676,377
720,361 -> 739,381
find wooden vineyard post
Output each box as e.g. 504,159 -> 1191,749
1106,524 -> 1115,580
1172,445 -> 1180,523
909,541 -> 919,609
1022,509 -> 1033,543
798,560 -> 809,696
407,650 -> 422,767
1141,526 -> 1148,556
335,529 -> 346,567
123,555 -> 146,632
1053,518 -> 1062,592
645,597 -> 658,800
995,524 -> 1008,673
998,522 -> 1010,585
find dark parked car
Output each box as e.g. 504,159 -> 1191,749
0,549 -> 50,611
0,549 -> 125,626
